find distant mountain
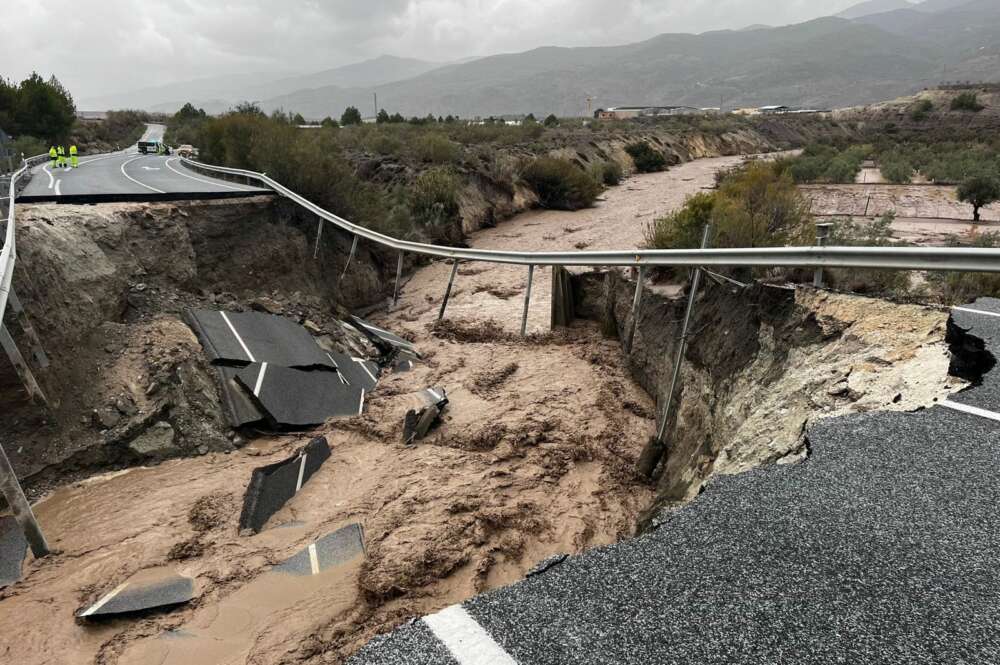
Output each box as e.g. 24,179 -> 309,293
258,17 -> 960,118
256,56 -> 443,100
915,0 -> 981,12
837,0 -> 915,20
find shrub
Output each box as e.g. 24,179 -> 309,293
543,114 -> 559,127
600,160 -> 623,186
413,133 -> 460,164
409,168 -> 461,229
909,99 -> 934,121
925,230 -> 1000,304
880,158 -> 914,184
951,92 -> 984,112
826,213 -> 911,295
367,133 -> 402,156
522,157 -> 601,210
625,141 -> 667,173
644,191 -> 716,251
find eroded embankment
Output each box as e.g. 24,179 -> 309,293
2,196 -> 404,487
575,273 -> 961,519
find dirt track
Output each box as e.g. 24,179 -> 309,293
0,156 -> 744,664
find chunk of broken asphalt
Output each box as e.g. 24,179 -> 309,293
185,309 -> 334,369
234,362 -> 365,428
238,437 -> 331,534
272,523 -> 366,576
76,569 -> 195,620
402,388 -> 448,445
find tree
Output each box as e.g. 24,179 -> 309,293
341,106 -> 363,126
376,109 -> 390,124
321,116 -> 339,128
524,113 -> 537,123
12,73 -> 75,141
958,176 -> 1000,222
543,114 -> 559,127
175,102 -> 207,121
292,112 -> 306,125
232,101 -> 264,116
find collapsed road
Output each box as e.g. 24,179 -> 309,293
351,299 -> 1000,664
0,153 -> 990,664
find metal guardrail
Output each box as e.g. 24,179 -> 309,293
182,158 -> 1000,274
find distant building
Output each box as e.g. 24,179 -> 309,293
595,106 -> 702,120
77,111 -> 108,121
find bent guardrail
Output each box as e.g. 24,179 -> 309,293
181,157 -> 1000,274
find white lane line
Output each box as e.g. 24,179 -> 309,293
77,152 -> 129,169
353,358 -> 378,384
308,543 -> 320,575
940,400 -> 1000,423
358,389 -> 366,415
120,155 -> 166,194
252,361 -> 268,397
54,179 -> 61,196
219,311 -> 255,362
165,157 -> 249,191
295,453 -> 308,491
79,582 -> 130,617
424,605 -> 518,665
43,164 -> 54,189
953,306 -> 1000,319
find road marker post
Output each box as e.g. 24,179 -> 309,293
438,260 -> 460,321
639,225 -> 711,478
521,264 -> 535,336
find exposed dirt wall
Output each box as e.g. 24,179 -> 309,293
574,273 -> 960,520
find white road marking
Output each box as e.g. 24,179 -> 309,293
43,164 -> 54,189
120,155 -> 166,194
79,582 -> 130,617
295,453 -> 308,491
219,311 -> 255,362
940,400 -> 1000,423
358,389 -> 365,415
423,605 -> 518,665
953,306 -> 1000,319
308,543 -> 320,575
54,179 -> 61,196
427,388 -> 443,403
353,358 -> 378,384
77,152 -> 128,169
165,157 -> 248,190
326,353 -> 350,384
252,361 -> 268,397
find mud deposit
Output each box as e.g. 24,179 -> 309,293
0,156 -> 744,663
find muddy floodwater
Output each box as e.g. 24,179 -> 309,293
0,155 -> 743,664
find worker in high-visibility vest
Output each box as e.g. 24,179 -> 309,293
69,145 -> 78,168
49,146 -> 57,167
56,145 -> 65,169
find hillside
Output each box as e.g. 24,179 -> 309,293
837,0 -> 915,20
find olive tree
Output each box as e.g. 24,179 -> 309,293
958,176 -> 1000,222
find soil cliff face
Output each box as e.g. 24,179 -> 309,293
574,274 -> 960,519
2,197 -> 396,485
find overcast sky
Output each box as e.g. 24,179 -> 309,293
6,0 -> 867,98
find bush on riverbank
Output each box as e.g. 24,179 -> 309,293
522,157 -> 602,210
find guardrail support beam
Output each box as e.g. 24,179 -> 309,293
624,266 -> 646,353
0,442 -> 50,558
340,235 -> 359,283
639,226 -> 711,479
313,219 -> 324,260
0,325 -> 48,406
814,223 -> 833,288
392,252 -> 404,307
7,290 -> 49,369
438,260 -> 460,321
521,264 -> 535,337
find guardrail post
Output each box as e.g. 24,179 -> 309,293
638,225 -> 711,478
7,290 -> 49,369
339,235 -> 359,283
392,252 -> 404,306
520,264 -> 535,337
312,219 -> 324,260
0,325 -> 48,406
0,442 -> 50,558
438,260 -> 460,321
814,223 -> 833,288
624,266 -> 646,353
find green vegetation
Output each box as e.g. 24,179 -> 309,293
958,176 -> 1000,222
951,92 -> 984,112
826,213 -> 911,294
926,230 -> 1000,304
412,133 -> 460,164
625,141 -> 667,173
340,106 -> 363,126
0,73 -> 76,145
543,114 -> 559,128
164,103 -> 208,145
71,110 -> 150,152
521,157 -> 602,210
598,160 -> 622,186
909,99 -> 934,121
785,144 -> 869,184
645,161 -> 812,264
409,169 -> 462,229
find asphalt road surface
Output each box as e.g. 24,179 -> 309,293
17,124 -> 269,203
350,301 -> 1000,665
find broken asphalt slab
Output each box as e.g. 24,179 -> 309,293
77,569 -> 195,620
947,298 -> 1000,417
0,515 -> 28,588
235,362 -> 365,428
350,406 -> 1000,665
185,309 -> 334,369
239,436 -> 331,534
272,523 -> 366,576
326,350 -> 380,393
403,387 -> 449,445
348,316 -> 420,359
